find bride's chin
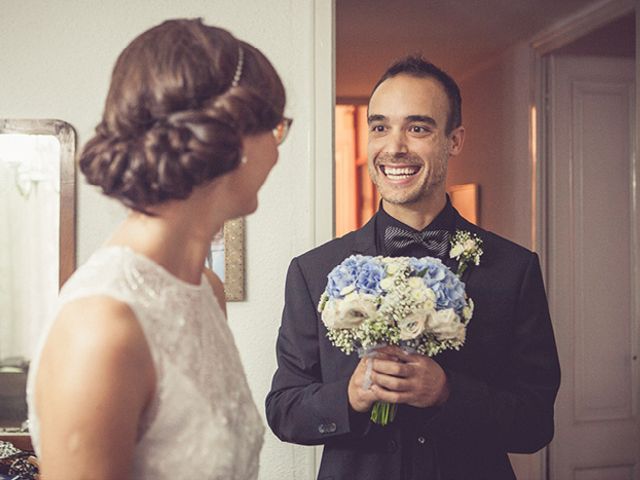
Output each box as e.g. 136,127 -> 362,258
237,198 -> 258,217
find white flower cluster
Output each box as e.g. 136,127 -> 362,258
449,230 -> 483,276
318,255 -> 473,357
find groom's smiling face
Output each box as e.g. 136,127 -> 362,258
367,74 -> 463,207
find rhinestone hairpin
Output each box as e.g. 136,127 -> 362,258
231,46 -> 244,87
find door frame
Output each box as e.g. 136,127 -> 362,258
530,0 -> 636,262
529,0 -> 638,478
313,0 -> 336,474
314,0 -> 336,248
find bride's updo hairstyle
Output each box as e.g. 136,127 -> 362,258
80,18 -> 286,212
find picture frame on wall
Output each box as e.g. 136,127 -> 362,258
206,217 -> 245,301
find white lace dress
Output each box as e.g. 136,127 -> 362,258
26,246 -> 264,479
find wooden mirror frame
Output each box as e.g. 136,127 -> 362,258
0,119 -> 76,288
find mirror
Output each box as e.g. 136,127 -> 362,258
0,119 -> 75,428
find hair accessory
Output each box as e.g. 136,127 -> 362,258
231,46 -> 244,87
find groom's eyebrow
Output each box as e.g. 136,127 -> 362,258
367,114 -> 437,127
406,115 -> 437,127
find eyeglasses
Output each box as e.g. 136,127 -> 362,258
273,117 -> 293,146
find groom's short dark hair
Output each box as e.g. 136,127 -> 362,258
370,55 -> 462,134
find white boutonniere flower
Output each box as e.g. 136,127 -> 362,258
449,230 -> 483,276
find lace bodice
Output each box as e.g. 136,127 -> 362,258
27,246 -> 264,479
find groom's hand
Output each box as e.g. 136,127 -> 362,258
369,346 -> 450,408
348,357 -> 378,412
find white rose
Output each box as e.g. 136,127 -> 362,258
321,299 -> 341,329
454,322 -> 466,344
398,308 -> 429,340
386,262 -> 401,275
408,278 -> 430,302
332,293 -> 377,329
380,277 -> 395,291
416,288 -> 436,310
449,243 -> 464,258
426,288 -> 436,302
427,308 -> 465,341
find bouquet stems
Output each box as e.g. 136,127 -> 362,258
370,401 -> 397,426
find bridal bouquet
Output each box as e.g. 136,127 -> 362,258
317,253 -> 475,425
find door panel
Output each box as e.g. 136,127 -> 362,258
548,55 -> 637,479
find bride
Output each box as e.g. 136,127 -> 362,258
26,18 -> 289,479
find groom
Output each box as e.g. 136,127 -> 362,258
266,56 -> 560,479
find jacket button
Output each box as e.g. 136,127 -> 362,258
388,439 -> 398,452
417,436 -> 426,444
318,423 -> 337,434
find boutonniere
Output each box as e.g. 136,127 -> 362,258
449,230 -> 483,276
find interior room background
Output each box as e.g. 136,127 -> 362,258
1,0 -> 637,479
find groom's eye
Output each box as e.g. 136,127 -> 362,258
408,125 -> 431,136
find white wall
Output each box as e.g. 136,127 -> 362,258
0,1 -> 330,478
450,42 -> 533,248
451,45 -> 540,478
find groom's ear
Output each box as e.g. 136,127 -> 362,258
447,126 -> 465,156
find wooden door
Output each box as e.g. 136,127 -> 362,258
547,55 -> 638,479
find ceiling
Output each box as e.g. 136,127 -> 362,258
336,0 -> 619,98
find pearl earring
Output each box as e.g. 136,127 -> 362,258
241,156 -> 248,164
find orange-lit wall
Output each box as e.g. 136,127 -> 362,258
335,105 -> 378,237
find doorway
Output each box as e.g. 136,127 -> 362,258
536,7 -> 638,479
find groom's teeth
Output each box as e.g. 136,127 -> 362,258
383,166 -> 419,179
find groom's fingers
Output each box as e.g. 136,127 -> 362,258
372,358 -> 412,378
373,345 -> 405,360
348,358 -> 378,412
371,371 -> 411,392
370,384 -> 409,404
369,355 -> 450,407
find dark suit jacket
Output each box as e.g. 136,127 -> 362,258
266,209 -> 561,480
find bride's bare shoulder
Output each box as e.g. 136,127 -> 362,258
36,295 -> 155,401
34,295 -> 156,478
49,296 -> 147,354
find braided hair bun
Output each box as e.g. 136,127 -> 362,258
80,18 -> 285,211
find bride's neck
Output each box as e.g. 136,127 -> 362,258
107,200 -> 224,285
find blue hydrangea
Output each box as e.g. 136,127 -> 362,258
405,257 -> 467,314
326,254 -> 467,314
354,260 -> 384,295
408,257 -> 429,272
432,269 -> 467,312
416,258 -> 447,287
326,255 -> 383,298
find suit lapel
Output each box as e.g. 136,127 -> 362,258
451,207 -> 483,284
351,213 -> 379,256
